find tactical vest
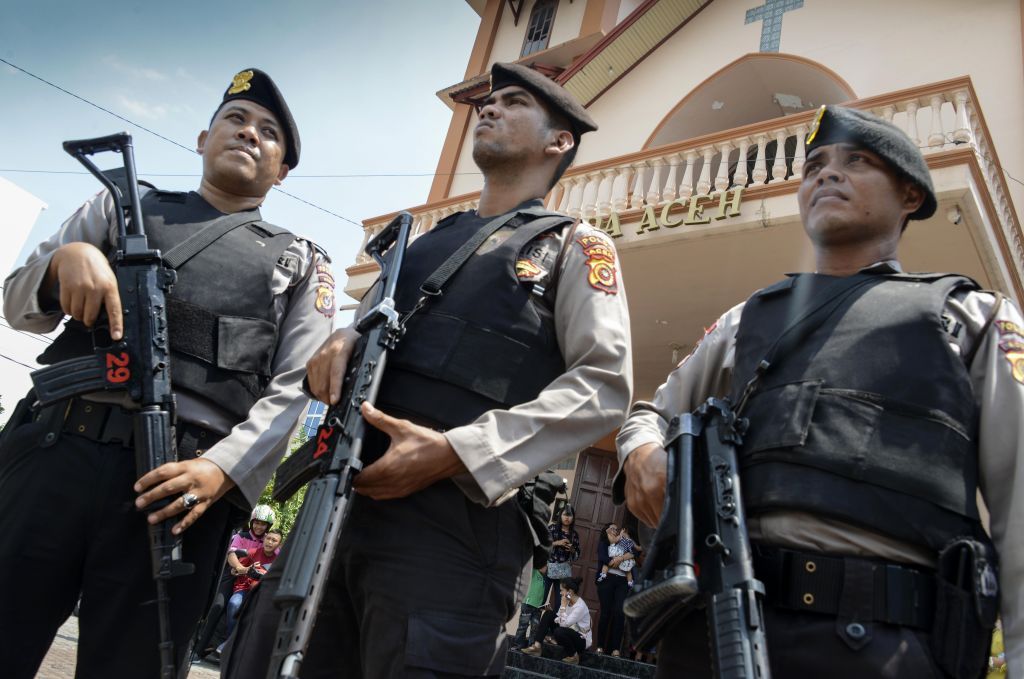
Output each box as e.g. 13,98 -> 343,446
730,272 -> 985,552
375,207 -> 571,431
38,189 -> 296,422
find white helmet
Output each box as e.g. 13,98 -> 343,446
250,504 -> 276,528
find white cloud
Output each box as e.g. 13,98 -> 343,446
102,54 -> 167,81
117,94 -> 168,120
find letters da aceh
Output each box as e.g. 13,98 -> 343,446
592,186 -> 745,238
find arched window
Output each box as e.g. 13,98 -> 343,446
521,0 -> 557,57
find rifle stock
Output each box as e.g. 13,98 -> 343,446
266,211 -> 413,679
30,133 -> 189,679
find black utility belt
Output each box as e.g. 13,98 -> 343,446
35,398 -> 220,456
753,545 -> 935,630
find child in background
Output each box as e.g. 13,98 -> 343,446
597,526 -> 635,588
512,568 -> 546,650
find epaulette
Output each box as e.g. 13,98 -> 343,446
306,238 -> 331,263
150,188 -> 187,203
435,213 -> 461,228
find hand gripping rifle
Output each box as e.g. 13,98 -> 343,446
29,133 -> 192,679
624,398 -> 770,679
265,211 -> 413,679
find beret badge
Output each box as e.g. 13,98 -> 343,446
229,70 -> 254,95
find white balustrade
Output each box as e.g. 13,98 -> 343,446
769,130 -> 788,183
581,172 -> 600,219
679,151 -> 697,197
695,147 -> 714,195
713,143 -> 732,192
662,154 -> 680,204
732,138 -> 750,188
597,169 -> 616,217
952,91 -> 971,144
791,125 -> 807,177
611,165 -> 632,212
928,94 -> 946,148
630,162 -> 648,209
356,81 -> 1019,280
646,158 -> 665,206
905,100 -> 921,146
751,135 -> 768,184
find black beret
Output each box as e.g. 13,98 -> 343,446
216,68 -> 300,169
489,62 -> 597,137
805,105 -> 935,220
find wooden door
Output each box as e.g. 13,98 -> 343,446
568,448 -> 625,618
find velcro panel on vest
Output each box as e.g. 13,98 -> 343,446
393,311 -> 555,406
740,379 -> 978,520
167,297 -> 276,377
745,462 -> 981,552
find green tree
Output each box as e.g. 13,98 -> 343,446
256,429 -> 309,536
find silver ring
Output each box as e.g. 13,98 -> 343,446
181,492 -> 200,509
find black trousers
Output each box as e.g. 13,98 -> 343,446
223,480 -> 533,678
655,606 -> 947,679
0,412 -> 232,679
595,573 -> 628,652
531,610 -> 586,655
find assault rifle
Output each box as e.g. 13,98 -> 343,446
266,211 -> 413,679
30,133 -> 191,679
624,398 -> 770,679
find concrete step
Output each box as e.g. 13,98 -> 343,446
502,668 -> 555,678
506,646 -> 656,678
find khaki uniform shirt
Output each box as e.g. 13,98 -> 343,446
358,213 -> 633,508
3,189 -> 335,506
615,261 -> 1024,675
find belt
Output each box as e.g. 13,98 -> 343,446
753,545 -> 936,630
40,398 -> 221,456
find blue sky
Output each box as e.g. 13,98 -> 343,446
0,0 -> 480,418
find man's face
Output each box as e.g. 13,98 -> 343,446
263,532 -> 281,553
472,86 -> 553,171
797,143 -> 922,249
251,519 -> 270,536
197,99 -> 289,198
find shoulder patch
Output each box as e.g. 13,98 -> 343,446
575,231 -> 618,294
314,262 -> 336,318
678,320 -> 718,366
994,320 -> 1024,383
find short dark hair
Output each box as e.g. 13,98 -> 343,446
560,577 -> 582,595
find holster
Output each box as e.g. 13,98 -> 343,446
517,471 -> 564,568
930,537 -> 999,679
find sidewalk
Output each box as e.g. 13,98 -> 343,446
36,616 -> 219,679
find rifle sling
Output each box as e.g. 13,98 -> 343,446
161,211 -> 263,270
736,273 -> 877,414
418,208 -> 568,297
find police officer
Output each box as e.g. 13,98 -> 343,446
0,68 -> 333,677
616,105 -> 1022,678
223,62 -> 633,678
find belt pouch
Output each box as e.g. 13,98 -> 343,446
931,538 -> 997,678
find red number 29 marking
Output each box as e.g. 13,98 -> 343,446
105,351 -> 131,384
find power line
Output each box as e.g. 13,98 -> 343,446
0,57 -> 195,155
0,57 -> 364,226
0,168 -> 484,178
0,319 -> 53,344
0,351 -> 36,370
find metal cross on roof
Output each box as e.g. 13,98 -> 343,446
745,0 -> 804,53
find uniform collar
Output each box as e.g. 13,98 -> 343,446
785,259 -> 904,277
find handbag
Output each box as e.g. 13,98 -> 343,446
546,560 -> 573,579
